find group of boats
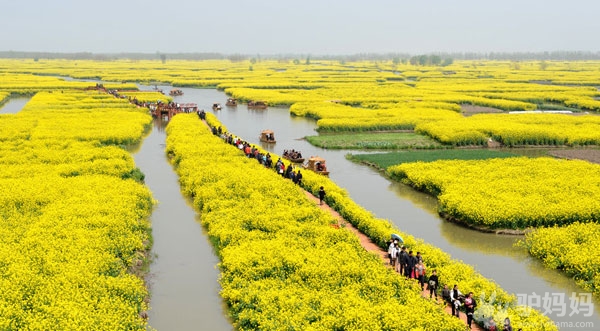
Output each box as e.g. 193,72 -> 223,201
166,93 -> 265,111
211,98 -> 267,111
259,130 -> 329,176
156,91 -> 329,175
164,90 -> 265,111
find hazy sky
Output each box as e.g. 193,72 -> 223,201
3,0 -> 599,55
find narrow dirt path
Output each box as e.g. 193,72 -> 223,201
305,191 -> 484,330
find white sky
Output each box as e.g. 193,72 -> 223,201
2,0 -> 599,55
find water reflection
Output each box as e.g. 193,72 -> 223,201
439,221 -> 522,257
153,116 -> 169,133
385,181 -> 524,257
386,180 -> 439,215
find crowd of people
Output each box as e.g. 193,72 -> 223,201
99,85 -> 200,116
387,238 -> 428,290
387,237 -> 516,330
209,125 -> 304,185
197,109 -> 206,120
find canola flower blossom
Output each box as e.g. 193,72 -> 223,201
388,157 -> 600,229
522,222 -> 600,296
0,90 -> 153,330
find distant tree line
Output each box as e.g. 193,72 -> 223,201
1,50 -> 600,62
0,51 -> 226,61
407,55 -> 453,66
483,51 -> 600,61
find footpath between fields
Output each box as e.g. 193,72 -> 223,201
305,191 -> 483,331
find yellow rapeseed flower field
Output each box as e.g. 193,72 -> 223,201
523,222 -> 600,296
3,58 -> 595,328
2,58 -> 600,144
389,157 -> 600,229
0,89 -> 153,330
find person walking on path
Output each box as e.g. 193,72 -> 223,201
295,170 -> 303,185
464,291 -> 477,329
441,284 -> 451,304
415,260 -> 426,291
388,240 -> 399,267
405,250 -> 417,279
318,186 -> 326,205
397,245 -> 407,274
450,284 -> 463,318
428,269 -> 439,299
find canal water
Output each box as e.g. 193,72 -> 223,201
133,117 -> 233,330
0,97 -> 31,114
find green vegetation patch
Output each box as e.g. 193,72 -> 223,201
348,149 -> 519,169
305,132 -> 443,149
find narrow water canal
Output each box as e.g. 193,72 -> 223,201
132,119 -> 232,330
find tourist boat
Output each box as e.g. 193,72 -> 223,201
259,130 -> 276,143
212,103 -> 222,111
169,89 -> 183,96
303,156 -> 329,176
248,100 -> 267,109
282,150 -> 304,163
225,98 -> 238,106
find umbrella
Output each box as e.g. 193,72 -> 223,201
391,233 -> 404,243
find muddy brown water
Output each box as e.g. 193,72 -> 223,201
6,84 -> 598,329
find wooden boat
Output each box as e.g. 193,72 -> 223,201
259,130 -> 276,143
282,150 -> 304,163
212,103 -> 222,111
248,100 -> 267,109
303,156 -> 329,176
225,98 -> 238,106
169,89 -> 183,96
